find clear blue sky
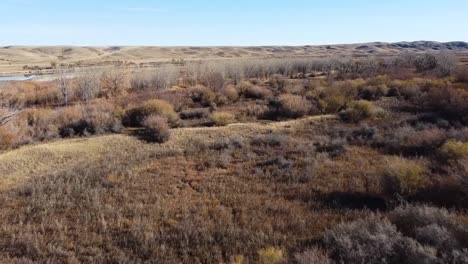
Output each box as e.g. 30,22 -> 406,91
1,0 -> 467,46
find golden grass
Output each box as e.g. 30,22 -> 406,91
0,115 -> 335,190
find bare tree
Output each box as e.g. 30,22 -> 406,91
434,52 -> 458,77
75,68 -> 101,102
100,67 -> 130,98
57,66 -> 72,106
0,94 -> 22,127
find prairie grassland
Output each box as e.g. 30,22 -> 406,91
0,52 -> 467,263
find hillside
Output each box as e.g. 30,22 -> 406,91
1,41 -> 468,74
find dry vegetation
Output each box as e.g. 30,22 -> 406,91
0,51 -> 467,263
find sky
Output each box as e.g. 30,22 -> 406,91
0,0 -> 467,46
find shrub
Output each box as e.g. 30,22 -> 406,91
237,81 -> 254,93
81,100 -> 122,134
258,247 -> 284,264
242,85 -> 272,99
440,140 -> 468,160
123,99 -> 178,127
223,85 -> 239,102
100,69 -> 130,98
272,94 -> 312,118
143,115 -> 170,143
268,74 -> 287,91
359,85 -> 389,100
389,205 -> 465,238
74,70 -> 101,102
189,85 -> 216,106
389,204 -> 468,257
425,85 -> 468,123
200,71 -> 225,92
130,65 -> 178,90
294,248 -> 332,264
381,157 -> 427,196
323,217 -> 401,264
339,100 -> 378,123
322,206 -> 468,264
210,111 -> 236,126
318,94 -> 350,114
0,126 -> 17,149
378,127 -> 447,156
455,66 -> 468,83
180,108 -> 209,120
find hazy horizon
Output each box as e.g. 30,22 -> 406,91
1,0 -> 467,46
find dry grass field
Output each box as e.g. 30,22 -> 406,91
0,49 -> 467,263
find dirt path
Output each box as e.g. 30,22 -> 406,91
0,115 -> 335,190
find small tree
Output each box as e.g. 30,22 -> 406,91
75,68 -> 101,102
100,68 -> 130,98
57,66 -> 71,106
0,94 -> 22,127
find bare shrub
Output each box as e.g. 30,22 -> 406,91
294,247 -> 333,264
392,237 -> 439,264
381,157 -> 427,196
131,66 -> 178,90
414,53 -> 458,77
426,85 -> 468,123
223,85 -> 239,102
81,100 -> 122,134
200,70 -> 225,92
100,68 -> 130,98
0,93 -> 23,127
359,84 -> 389,100
376,127 -> 447,156
323,217 -> 401,264
268,74 -> 287,91
270,94 -> 312,118
389,205 -> 467,239
189,85 -> 216,106
242,85 -> 272,99
455,66 -> 468,83
75,69 -> 101,102
180,108 -> 209,120
210,111 -> 235,126
123,99 -> 178,127
414,54 -> 438,72
434,52 -> 458,77
440,140 -> 468,160
56,67 -> 72,106
339,100 -> 379,123
258,247 -> 284,264
143,115 -> 170,143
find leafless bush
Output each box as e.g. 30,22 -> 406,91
143,115 -> 170,143
294,247 -> 333,264
180,108 -> 210,119
100,67 -> 130,98
75,68 -> 101,102
189,85 -> 217,106
0,93 -> 23,127
270,94 -> 312,119
130,65 -> 178,90
414,52 -> 457,77
56,66 -> 73,106
339,100 -> 379,123
242,85 -> 272,99
323,217 -> 402,264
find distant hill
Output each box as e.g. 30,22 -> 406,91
1,41 -> 467,74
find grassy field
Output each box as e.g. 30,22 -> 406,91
0,51 -> 467,263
